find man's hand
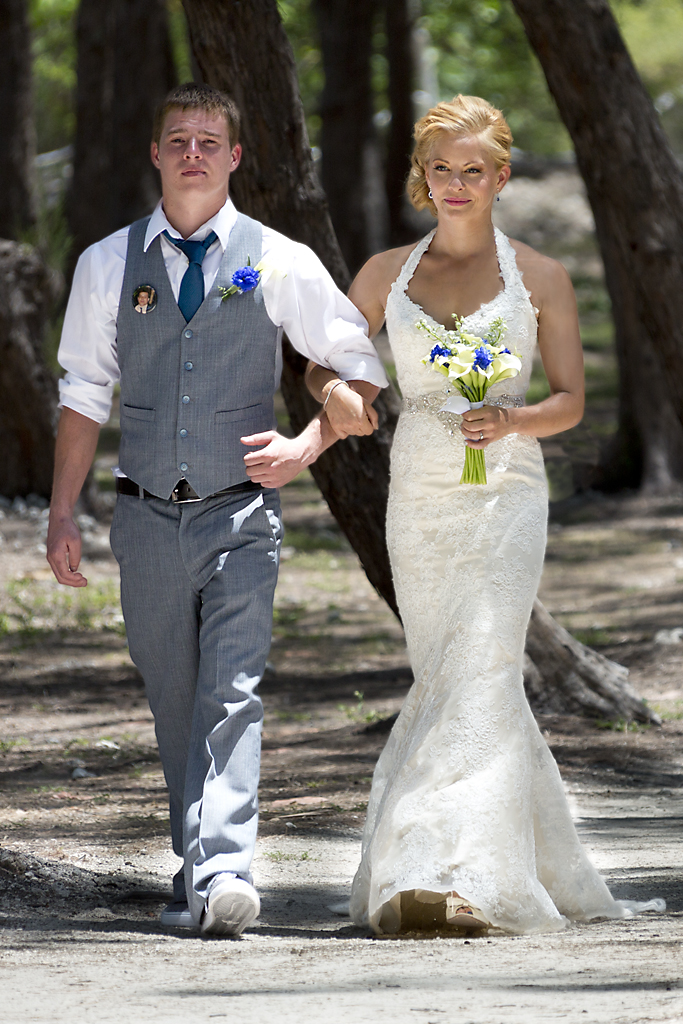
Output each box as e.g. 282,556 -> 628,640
47,514 -> 88,587
323,381 -> 378,439
241,431 -> 313,488
46,408 -> 100,587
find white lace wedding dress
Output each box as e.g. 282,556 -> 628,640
349,228 -> 664,934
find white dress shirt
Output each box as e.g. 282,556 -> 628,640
58,197 -> 388,424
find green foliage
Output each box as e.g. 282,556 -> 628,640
3,577 -> 125,636
614,0 -> 683,91
613,0 -> 683,153
651,699 -> 683,721
0,738 -> 28,754
273,601 -> 307,627
30,0 -> 78,153
278,0 -> 324,143
263,849 -> 314,861
29,0 -> 192,154
283,527 -> 348,552
167,0 -> 193,83
337,689 -> 380,723
420,0 -> 570,155
28,0 -> 683,167
570,627 -> 615,648
594,717 -> 647,733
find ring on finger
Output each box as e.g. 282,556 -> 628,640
479,431 -> 484,441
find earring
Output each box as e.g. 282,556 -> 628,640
428,189 -> 433,199
496,193 -> 500,202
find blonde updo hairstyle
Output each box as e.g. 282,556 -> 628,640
407,95 -> 513,216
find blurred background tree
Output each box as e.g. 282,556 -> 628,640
66,0 -> 177,275
5,0 -> 683,501
0,0 -> 675,716
30,0 -> 77,155
27,0 -> 683,162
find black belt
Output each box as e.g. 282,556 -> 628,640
116,477 -> 262,503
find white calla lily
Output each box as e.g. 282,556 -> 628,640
417,313 -> 522,485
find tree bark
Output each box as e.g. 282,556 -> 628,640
384,0 -> 417,247
0,0 -> 36,240
182,0 -> 400,611
524,601 -> 658,724
181,0 -> 653,722
312,0 -> 379,275
511,0 -> 683,493
67,0 -> 176,273
0,242 -> 58,499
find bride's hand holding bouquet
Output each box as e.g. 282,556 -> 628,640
419,314 -> 522,484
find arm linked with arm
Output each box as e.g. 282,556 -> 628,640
303,251 -> 390,437
240,237 -> 388,483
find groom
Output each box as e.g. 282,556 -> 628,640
47,83 -> 386,935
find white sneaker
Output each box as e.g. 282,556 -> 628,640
159,899 -> 195,928
200,875 -> 260,937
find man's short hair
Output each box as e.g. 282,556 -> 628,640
152,83 -> 241,146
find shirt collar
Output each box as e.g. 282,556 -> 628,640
143,196 -> 238,252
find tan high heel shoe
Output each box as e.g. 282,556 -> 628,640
445,893 -> 490,930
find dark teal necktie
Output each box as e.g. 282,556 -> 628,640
163,230 -> 218,322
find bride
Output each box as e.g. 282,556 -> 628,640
307,95 -> 664,935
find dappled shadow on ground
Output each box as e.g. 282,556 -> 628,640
260,665 -> 413,709
0,657 -> 143,701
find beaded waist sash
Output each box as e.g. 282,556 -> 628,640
402,393 -> 525,415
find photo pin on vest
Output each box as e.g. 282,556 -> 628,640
133,284 -> 157,314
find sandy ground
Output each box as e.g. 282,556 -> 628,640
1,790 -> 682,1024
1,480 -> 683,1023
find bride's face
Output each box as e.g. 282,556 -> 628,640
425,134 -> 509,220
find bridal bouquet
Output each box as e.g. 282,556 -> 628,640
418,315 -> 521,484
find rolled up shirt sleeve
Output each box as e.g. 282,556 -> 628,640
260,231 -> 389,389
57,230 -> 128,425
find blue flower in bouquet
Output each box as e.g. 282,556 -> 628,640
473,346 -> 493,371
429,343 -> 451,363
417,312 -> 522,486
231,266 -> 260,292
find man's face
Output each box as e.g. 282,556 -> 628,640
151,107 -> 242,202
138,291 -> 149,306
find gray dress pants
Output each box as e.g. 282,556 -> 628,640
110,485 -> 281,921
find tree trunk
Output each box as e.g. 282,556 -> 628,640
280,346 -> 400,616
68,0 -> 176,273
0,241 -> 58,498
182,0 -> 400,610
511,0 -> 683,494
312,0 -> 379,275
524,601 -> 658,724
181,0 -> 654,723
0,0 -> 36,240
0,0 -> 55,500
384,0 -> 417,247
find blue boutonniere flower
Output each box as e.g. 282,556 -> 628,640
218,257 -> 262,302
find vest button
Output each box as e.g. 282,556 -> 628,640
179,428 -> 188,438
179,462 -> 188,472
184,329 -> 193,339
184,361 -> 193,370
182,395 -> 190,404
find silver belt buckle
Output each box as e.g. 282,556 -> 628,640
171,482 -> 202,504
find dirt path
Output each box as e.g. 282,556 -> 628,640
1,786 -> 682,1024
1,483 -> 683,1022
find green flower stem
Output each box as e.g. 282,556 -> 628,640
218,284 -> 240,302
460,445 -> 487,485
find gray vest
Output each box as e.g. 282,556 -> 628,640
117,213 -> 280,499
